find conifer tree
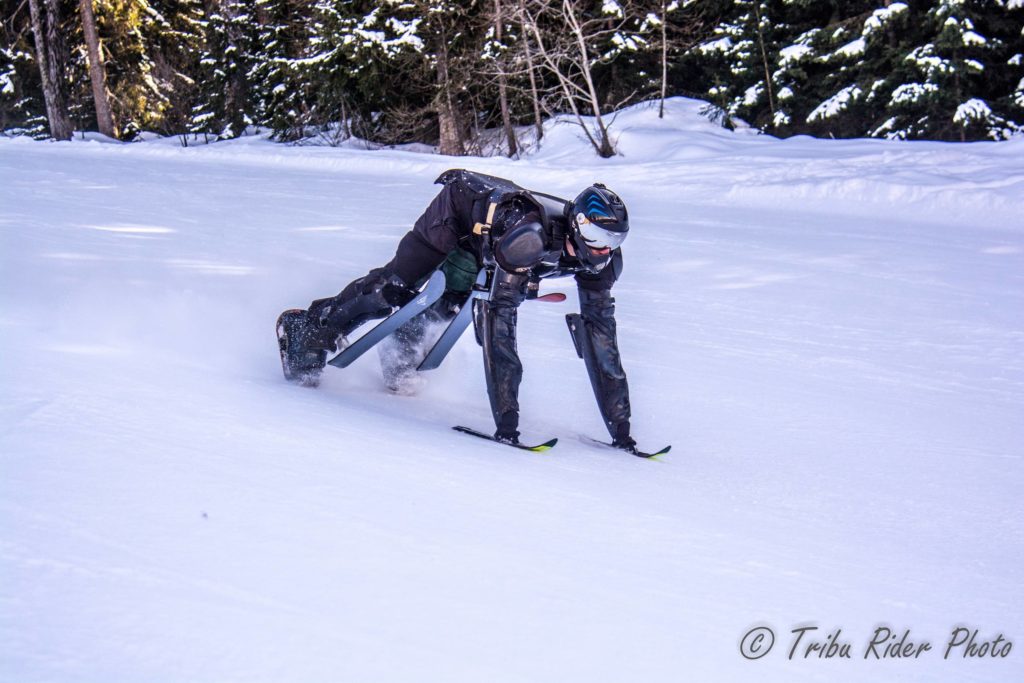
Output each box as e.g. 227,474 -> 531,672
0,45 -> 16,128
293,0 -> 362,141
1,4 -> 46,135
692,0 -> 782,129
143,0 -> 205,137
2,0 -> 1021,143
800,1 -> 902,139
303,0 -> 437,145
191,0 -> 258,138
881,0 -> 1022,140
249,0 -> 315,141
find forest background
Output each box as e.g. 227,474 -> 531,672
3,0 -> 1023,155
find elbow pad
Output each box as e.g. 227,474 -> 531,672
494,221 -> 545,273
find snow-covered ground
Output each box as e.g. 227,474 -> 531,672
2,99 -> 1022,682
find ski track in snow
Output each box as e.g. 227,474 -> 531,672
1,100 -> 1023,682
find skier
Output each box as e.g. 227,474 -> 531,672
277,169 -> 637,451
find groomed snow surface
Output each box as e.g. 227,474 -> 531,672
2,99 -> 1023,682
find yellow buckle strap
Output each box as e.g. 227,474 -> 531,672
473,201 -> 499,236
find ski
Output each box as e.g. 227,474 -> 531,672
328,270 -> 446,369
581,435 -> 670,459
418,269 -> 489,371
419,272 -> 568,372
453,425 -> 558,452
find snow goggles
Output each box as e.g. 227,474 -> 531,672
575,213 -> 627,250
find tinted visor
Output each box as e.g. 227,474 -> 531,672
578,218 -> 627,250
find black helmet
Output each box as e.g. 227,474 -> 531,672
570,184 -> 629,270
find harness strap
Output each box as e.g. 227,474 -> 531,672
473,201 -> 498,236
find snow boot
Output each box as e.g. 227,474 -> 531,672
276,309 -> 344,387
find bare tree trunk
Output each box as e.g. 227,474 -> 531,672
659,0 -> 667,119
494,0 -> 518,157
520,4 -> 544,143
563,0 -> 613,156
79,0 -> 117,138
435,40 -> 465,156
522,2 -> 605,155
27,0 -> 73,139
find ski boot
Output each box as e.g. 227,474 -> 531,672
276,309 -> 344,387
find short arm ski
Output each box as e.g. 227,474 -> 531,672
327,270 -> 446,369
418,269 -> 490,371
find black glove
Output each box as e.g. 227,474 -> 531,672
375,274 -> 417,307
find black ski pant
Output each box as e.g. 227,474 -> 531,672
306,183 -> 473,343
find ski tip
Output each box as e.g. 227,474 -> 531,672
639,445 -> 671,459
528,438 -> 558,452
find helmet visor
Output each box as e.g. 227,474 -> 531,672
577,215 -> 627,250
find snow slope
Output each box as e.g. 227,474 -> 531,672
2,99 -> 1023,682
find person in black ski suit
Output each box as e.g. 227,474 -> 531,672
279,169 -> 636,450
